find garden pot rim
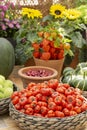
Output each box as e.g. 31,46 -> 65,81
33,57 -> 65,62
18,66 -> 58,80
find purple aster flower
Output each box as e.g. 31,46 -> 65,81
0,12 -> 5,19
10,3 -> 15,9
8,22 -> 14,28
2,5 -> 8,11
0,5 -> 3,9
15,23 -> 20,29
4,18 -> 10,22
12,20 -> 17,24
1,24 -> 7,30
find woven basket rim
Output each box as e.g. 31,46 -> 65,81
10,102 -> 87,120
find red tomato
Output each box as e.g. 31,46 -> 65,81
12,96 -> 19,105
48,102 -> 56,111
48,79 -> 58,89
41,88 -> 51,96
81,103 -> 87,112
25,107 -> 34,115
75,99 -> 83,107
30,101 -> 37,108
51,92 -> 59,98
41,96 -> 48,102
55,111 -> 65,117
41,106 -> 48,116
63,108 -> 70,116
48,97 -> 53,103
38,101 -> 47,107
14,103 -> 21,110
11,91 -> 19,99
65,87 -> 74,95
62,83 -> 70,89
34,105 -> 41,113
66,103 -> 73,110
47,110 -> 55,117
61,100 -> 67,108
28,96 -> 37,103
54,96 -> 62,105
56,86 -> 65,94
19,109 -> 25,113
69,111 -> 77,116
36,93 -> 42,101
19,97 -> 28,106
27,91 -> 33,97
76,95 -> 84,102
74,88 -> 82,95
34,113 -> 42,117
66,95 -> 75,105
27,82 -> 36,90
56,106 -> 62,111
74,106 -> 81,114
59,93 -> 66,101
24,104 -> 31,110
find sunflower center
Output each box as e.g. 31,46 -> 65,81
55,10 -> 61,15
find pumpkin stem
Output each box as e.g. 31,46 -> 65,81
79,64 -> 83,75
82,79 -> 85,91
76,80 -> 82,88
83,72 -> 86,79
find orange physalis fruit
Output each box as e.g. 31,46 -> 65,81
40,52 -> 51,60
64,43 -> 71,50
33,51 -> 40,58
32,43 -> 40,51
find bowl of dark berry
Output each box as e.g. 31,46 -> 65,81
18,66 -> 58,88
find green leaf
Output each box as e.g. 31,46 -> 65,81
70,31 -> 86,48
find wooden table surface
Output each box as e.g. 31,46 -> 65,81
0,66 -> 87,130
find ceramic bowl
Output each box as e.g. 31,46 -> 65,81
18,66 -> 58,88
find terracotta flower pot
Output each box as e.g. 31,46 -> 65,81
18,66 -> 58,88
34,57 -> 65,80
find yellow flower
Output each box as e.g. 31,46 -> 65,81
33,9 -> 42,18
63,9 -> 81,20
21,8 -> 42,19
50,4 -> 66,18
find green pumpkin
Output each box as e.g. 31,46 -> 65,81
62,65 -> 87,91
0,38 -> 15,78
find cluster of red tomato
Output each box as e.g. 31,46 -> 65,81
11,79 -> 87,118
32,39 -> 66,60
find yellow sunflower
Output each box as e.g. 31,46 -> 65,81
33,9 -> 42,18
21,8 -> 34,19
50,4 -> 66,18
21,8 -> 42,19
63,9 -> 81,20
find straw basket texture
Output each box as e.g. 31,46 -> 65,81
9,102 -> 87,130
34,57 -> 65,81
20,0 -> 53,16
0,84 -> 18,115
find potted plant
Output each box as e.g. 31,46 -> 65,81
42,4 -> 87,68
14,7 -> 43,65
32,21 -> 73,79
0,0 -> 21,48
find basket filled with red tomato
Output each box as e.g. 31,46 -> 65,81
9,79 -> 87,130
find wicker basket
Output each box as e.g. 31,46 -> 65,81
9,102 -> 87,130
21,0 -> 53,16
0,84 -> 18,115
82,91 -> 87,99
